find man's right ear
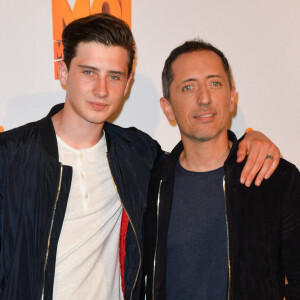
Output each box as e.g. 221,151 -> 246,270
58,61 -> 68,86
160,97 -> 175,123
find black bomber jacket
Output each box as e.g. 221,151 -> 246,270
144,130 -> 300,300
0,104 -> 162,300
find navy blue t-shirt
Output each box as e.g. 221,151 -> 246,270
166,162 -> 227,299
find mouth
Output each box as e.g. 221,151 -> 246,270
194,111 -> 216,120
89,102 -> 109,111
199,113 -> 213,117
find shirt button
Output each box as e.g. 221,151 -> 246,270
85,193 -> 88,199
80,153 -> 83,159
81,173 -> 85,180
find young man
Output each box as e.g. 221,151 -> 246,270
0,14 -> 280,300
144,40 -> 300,299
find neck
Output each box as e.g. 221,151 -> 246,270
52,108 -> 104,150
179,132 -> 232,172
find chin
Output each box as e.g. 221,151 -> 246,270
195,135 -> 214,142
83,111 -> 110,123
183,128 -> 222,143
83,116 -> 106,125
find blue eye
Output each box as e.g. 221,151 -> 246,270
110,75 -> 120,80
212,81 -> 221,86
84,70 -> 93,75
182,85 -> 192,91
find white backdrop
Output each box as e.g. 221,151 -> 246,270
0,0 -> 299,168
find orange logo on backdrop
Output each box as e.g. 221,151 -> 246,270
52,0 -> 131,79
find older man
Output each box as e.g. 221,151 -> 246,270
144,40 -> 300,300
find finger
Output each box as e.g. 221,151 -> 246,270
243,141 -> 274,186
236,140 -> 248,163
264,146 -> 280,179
253,145 -> 280,185
254,158 -> 274,186
240,146 -> 259,185
264,159 -> 279,179
244,148 -> 267,187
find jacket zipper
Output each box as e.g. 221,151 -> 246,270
223,176 -> 231,300
106,154 -> 141,300
152,179 -> 163,300
41,164 -> 63,300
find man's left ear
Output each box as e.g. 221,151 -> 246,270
124,72 -> 134,96
229,87 -> 236,113
58,61 -> 68,86
160,97 -> 176,123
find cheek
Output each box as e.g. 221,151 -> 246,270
114,83 -> 128,97
68,76 -> 85,91
70,83 -> 85,96
173,107 -> 188,124
110,86 -> 126,104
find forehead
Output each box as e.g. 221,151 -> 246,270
72,42 -> 129,71
171,50 -> 226,80
74,42 -> 127,60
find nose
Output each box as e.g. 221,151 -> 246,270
93,76 -> 108,98
197,86 -> 211,105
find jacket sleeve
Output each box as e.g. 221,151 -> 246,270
0,188 -> 2,296
0,148 -> 3,292
281,165 -> 300,299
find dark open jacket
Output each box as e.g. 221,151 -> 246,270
144,130 -> 300,300
0,104 -> 162,300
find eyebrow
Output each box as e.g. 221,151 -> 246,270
180,74 -> 225,84
181,78 -> 198,84
78,64 -> 99,71
78,65 -> 126,77
207,74 -> 225,80
109,70 -> 126,77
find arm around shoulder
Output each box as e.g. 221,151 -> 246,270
237,130 -> 280,187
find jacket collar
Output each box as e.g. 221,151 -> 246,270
39,103 -> 63,161
225,130 -> 239,168
38,103 -> 112,161
161,130 -> 238,179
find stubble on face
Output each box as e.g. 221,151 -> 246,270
165,50 -> 235,146
180,119 -> 226,143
